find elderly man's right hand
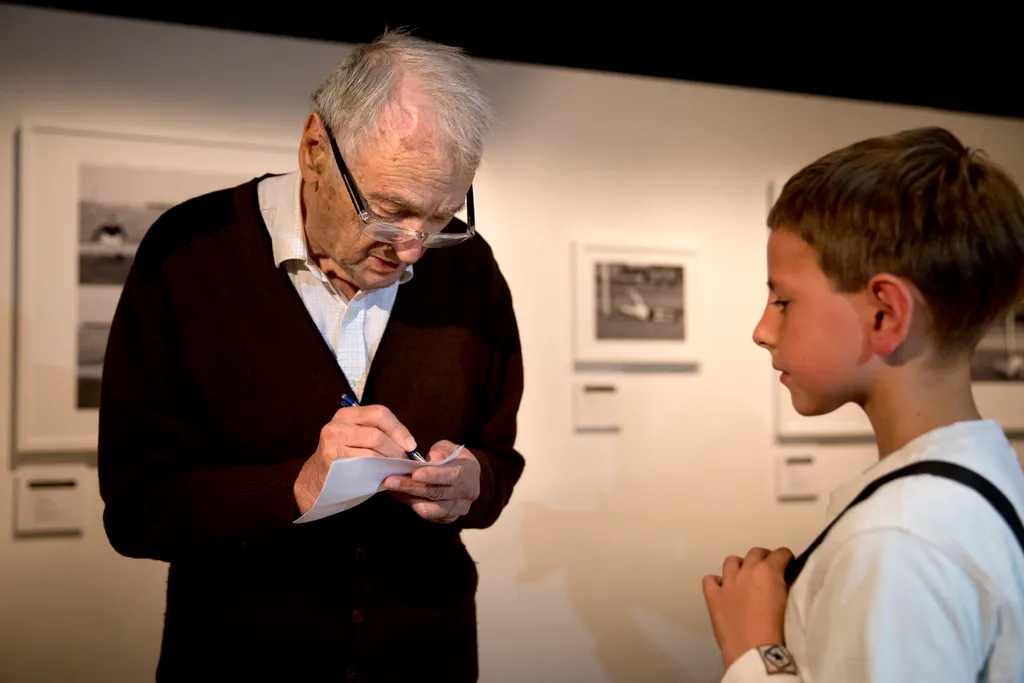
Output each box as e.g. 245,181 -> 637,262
293,403 -> 418,515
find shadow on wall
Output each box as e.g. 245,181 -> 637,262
515,417 -> 728,682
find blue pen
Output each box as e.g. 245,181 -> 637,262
341,394 -> 426,462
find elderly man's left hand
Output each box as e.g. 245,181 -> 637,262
382,440 -> 481,523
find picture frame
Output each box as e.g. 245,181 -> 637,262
572,241 -> 698,367
766,177 -> 1024,439
14,121 -> 298,453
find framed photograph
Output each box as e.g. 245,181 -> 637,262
766,177 -> 1024,438
15,121 -> 298,453
572,241 -> 698,366
969,302 -> 1024,433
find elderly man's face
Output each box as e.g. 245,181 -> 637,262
299,101 -> 474,299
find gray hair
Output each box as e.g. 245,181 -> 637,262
311,28 -> 495,173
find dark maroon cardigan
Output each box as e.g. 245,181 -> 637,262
97,175 -> 526,682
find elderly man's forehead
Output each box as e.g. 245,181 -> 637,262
379,77 -> 438,142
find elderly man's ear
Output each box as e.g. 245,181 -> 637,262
299,112 -> 330,185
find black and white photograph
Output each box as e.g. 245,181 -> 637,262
971,301 -> 1024,383
16,122 -> 298,452
573,242 -> 698,366
77,163 -> 248,407
593,262 -> 685,341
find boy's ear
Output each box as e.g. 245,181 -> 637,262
865,274 -> 918,357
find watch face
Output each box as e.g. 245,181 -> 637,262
757,644 -> 798,675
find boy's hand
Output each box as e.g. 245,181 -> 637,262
702,546 -> 794,670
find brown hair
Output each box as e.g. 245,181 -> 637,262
769,126 -> 1024,354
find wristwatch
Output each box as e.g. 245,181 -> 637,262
757,644 -> 798,675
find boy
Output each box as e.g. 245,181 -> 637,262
703,127 -> 1024,682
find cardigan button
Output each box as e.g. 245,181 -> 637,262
345,664 -> 357,678
354,547 -> 366,562
352,610 -> 364,623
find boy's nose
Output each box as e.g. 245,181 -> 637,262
752,315 -> 775,350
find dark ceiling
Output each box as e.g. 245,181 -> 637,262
11,2 -> 1024,122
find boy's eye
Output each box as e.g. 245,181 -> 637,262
772,299 -> 789,310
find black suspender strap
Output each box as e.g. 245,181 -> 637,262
784,460 -> 1024,587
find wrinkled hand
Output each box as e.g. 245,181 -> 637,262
382,440 -> 481,523
702,546 -> 794,671
293,403 -> 417,515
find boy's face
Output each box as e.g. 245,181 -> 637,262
753,227 -> 875,416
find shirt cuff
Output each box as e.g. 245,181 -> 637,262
722,645 -> 800,683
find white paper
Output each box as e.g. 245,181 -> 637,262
572,381 -> 620,431
294,446 -> 464,524
14,463 -> 89,535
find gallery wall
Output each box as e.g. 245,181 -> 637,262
1,4 -> 1023,682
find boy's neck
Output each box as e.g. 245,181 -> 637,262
862,359 -> 982,459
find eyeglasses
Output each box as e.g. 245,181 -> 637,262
322,121 -> 476,249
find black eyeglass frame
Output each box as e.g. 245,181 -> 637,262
322,121 -> 476,248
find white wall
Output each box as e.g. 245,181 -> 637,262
1,5 -> 1022,682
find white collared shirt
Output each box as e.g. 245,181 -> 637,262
724,419 -> 1024,683
257,171 -> 412,400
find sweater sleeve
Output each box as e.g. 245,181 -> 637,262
97,241 -> 306,563
454,262 -> 526,530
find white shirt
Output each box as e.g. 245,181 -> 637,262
256,171 -> 412,400
724,419 -> 1024,682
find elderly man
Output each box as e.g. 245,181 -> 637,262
97,30 -> 525,682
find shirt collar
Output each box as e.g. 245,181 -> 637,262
259,171 -> 413,284
825,419 -> 1008,520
